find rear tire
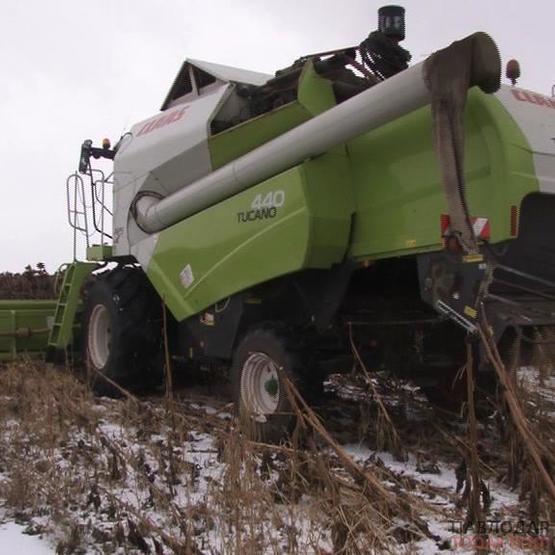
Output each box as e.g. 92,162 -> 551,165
231,324 -> 303,442
82,267 -> 162,396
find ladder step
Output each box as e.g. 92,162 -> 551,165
48,261 -> 98,349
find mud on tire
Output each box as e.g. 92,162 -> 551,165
82,267 -> 163,396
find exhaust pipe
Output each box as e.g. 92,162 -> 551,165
134,32 -> 500,234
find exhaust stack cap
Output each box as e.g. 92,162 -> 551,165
378,5 -> 406,42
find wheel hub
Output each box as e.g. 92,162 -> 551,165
88,304 -> 111,370
240,352 -> 281,422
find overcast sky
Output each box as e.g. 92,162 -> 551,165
0,0 -> 553,272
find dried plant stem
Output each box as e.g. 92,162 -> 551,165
281,372 -> 432,540
347,322 -> 400,450
464,342 -> 488,555
89,365 -> 140,404
98,485 -> 201,553
162,300 -> 176,431
478,315 -> 555,503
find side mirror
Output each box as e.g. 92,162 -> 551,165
78,139 -> 93,174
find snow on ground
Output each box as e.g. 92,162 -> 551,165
0,362 -> 552,553
0,513 -> 54,554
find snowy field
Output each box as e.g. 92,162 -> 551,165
0,515 -> 54,553
0,362 -> 552,553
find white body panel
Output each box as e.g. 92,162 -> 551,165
185,58 -> 271,86
495,85 -> 555,193
113,57 -> 272,256
112,83 -> 231,255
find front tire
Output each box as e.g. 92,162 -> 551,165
83,267 -> 162,396
231,325 -> 303,442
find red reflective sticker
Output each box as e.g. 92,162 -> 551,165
440,215 -> 490,240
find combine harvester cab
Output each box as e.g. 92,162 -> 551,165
3,6 -> 555,439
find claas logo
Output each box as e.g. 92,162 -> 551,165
137,106 -> 189,137
511,89 -> 555,109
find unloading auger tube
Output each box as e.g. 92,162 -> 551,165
133,32 -> 501,235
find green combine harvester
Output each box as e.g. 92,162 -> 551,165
2,7 -> 555,438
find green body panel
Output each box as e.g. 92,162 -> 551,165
147,88 -> 541,323
87,244 -> 113,261
347,88 -> 539,259
147,151 -> 353,321
296,61 -> 337,116
208,61 -> 336,170
0,262 -> 97,360
209,103 -> 310,169
0,300 -> 56,360
48,261 -> 98,350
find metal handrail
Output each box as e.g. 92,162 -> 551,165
88,169 -> 113,241
66,173 -> 90,261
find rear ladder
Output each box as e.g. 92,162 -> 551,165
48,261 -> 98,350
